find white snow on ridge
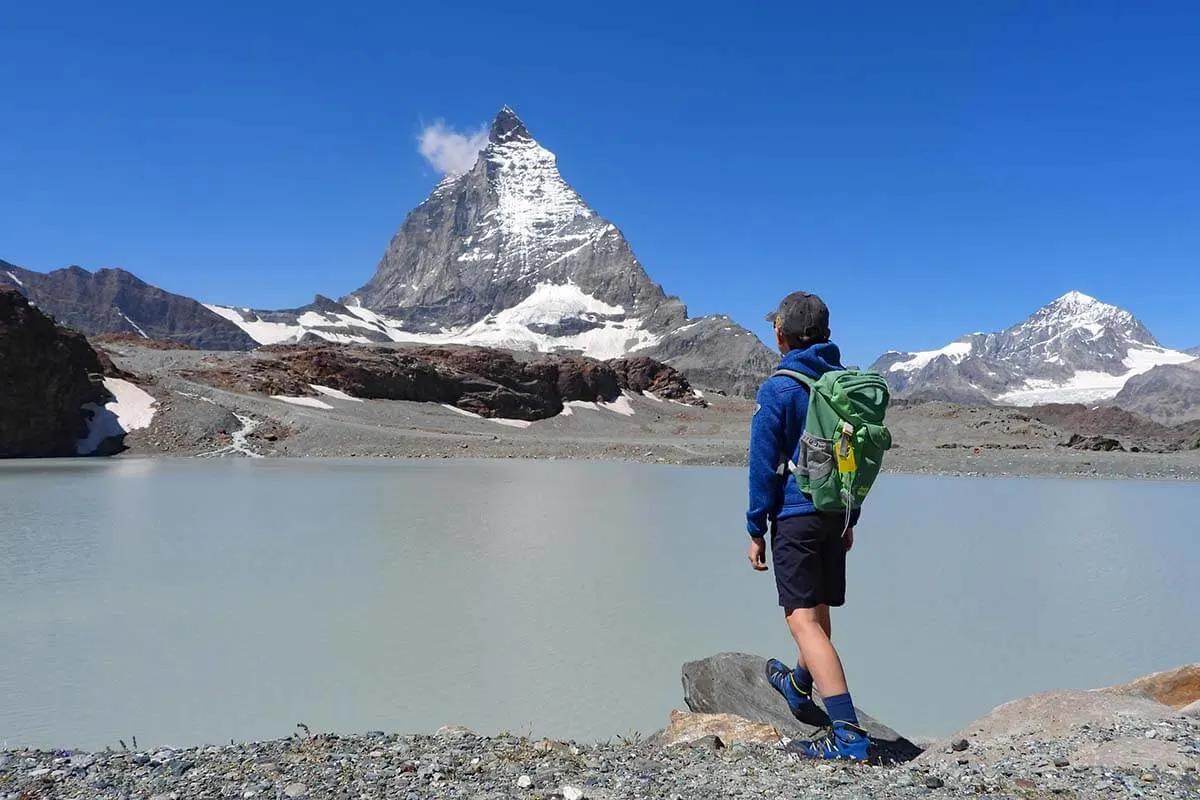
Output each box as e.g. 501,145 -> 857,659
117,308 -> 150,339
996,346 -> 1197,406
889,341 -> 974,373
311,385 -> 363,402
485,134 -> 591,245
271,395 -> 334,410
6,271 -> 24,287
207,282 -> 657,361
77,378 -> 157,454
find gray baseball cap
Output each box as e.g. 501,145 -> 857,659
765,291 -> 830,340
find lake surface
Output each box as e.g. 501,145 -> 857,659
2,459 -> 1197,750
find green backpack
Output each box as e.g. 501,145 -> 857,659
773,368 -> 893,523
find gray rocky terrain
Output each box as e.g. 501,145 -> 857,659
3,661 -> 1196,800
1115,360 -> 1200,424
80,339 -> 1200,481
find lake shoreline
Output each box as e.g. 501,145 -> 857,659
90,445 -> 1200,483
3,686 -> 1196,800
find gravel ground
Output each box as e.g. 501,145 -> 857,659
3,714 -> 1197,800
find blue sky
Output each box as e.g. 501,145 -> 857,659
3,0 -> 1198,360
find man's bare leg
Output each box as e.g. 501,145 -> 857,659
786,605 -> 848,698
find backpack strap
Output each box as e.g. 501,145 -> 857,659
771,369 -> 813,479
772,368 -> 816,389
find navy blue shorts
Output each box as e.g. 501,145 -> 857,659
770,513 -> 848,609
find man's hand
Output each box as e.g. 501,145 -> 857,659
844,527 -> 854,553
748,536 -> 768,571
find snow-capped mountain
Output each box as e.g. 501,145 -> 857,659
206,107 -> 776,395
872,291 -> 1197,406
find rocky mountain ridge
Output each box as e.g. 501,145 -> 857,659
872,291 -> 1196,406
0,261 -> 256,350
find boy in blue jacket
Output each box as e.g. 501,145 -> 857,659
747,290 -> 870,761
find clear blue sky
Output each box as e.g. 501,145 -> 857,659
4,0 -> 1199,360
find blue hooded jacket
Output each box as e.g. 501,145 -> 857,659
746,341 -> 858,537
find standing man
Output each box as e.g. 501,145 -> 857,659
746,291 -> 870,761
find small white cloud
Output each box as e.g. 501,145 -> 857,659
418,121 -> 488,177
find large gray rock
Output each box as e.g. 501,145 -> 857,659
681,652 -> 922,763
916,689 -> 1195,772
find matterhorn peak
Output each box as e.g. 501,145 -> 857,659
489,105 -> 531,145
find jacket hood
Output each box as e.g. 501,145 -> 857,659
778,341 -> 843,377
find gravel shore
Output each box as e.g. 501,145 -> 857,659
4,713 -> 1197,800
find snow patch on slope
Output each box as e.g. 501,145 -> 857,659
271,395 -> 334,410
996,346 -> 1198,405
205,304 -> 378,346
77,378 -> 157,454
6,271 -> 24,287
888,341 -> 974,373
311,385 -> 363,402
390,282 -> 658,359
117,308 -> 150,339
210,283 -> 658,361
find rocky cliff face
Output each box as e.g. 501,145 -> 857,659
1113,360 -> 1200,423
0,261 -> 258,350
0,288 -> 110,457
184,343 -> 704,421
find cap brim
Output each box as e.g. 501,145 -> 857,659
764,311 -> 778,323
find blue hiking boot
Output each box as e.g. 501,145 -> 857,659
788,720 -> 872,761
765,658 -> 829,727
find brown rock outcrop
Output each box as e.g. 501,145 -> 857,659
186,343 -> 701,420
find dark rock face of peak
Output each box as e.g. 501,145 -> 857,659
0,288 -> 110,457
0,261 -> 257,351
489,105 -> 531,144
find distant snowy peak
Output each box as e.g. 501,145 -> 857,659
872,291 -> 1197,406
1016,290 -> 1156,347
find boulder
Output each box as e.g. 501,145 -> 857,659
0,288 -> 110,457
654,709 -> 782,749
1104,663 -> 1200,709
681,652 -> 921,763
1180,699 -> 1200,719
609,356 -> 705,405
916,689 -> 1194,771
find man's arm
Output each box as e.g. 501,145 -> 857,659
746,382 -> 785,538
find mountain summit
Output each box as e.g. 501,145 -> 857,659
872,291 -> 1196,405
489,105 -> 531,144
324,106 -> 774,394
